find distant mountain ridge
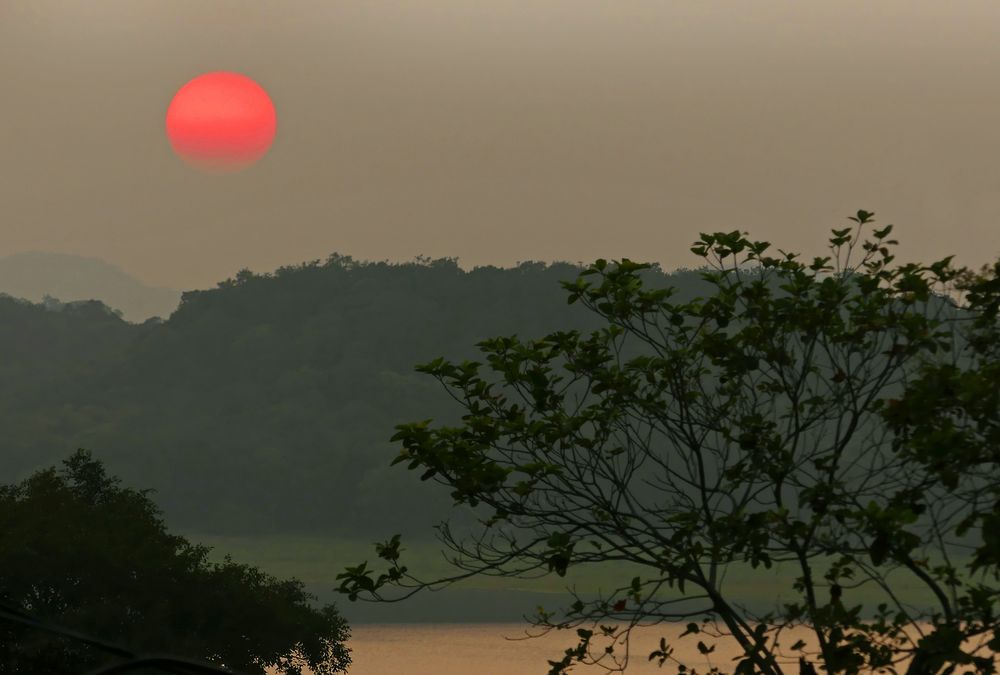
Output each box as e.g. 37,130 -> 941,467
0,251 -> 181,322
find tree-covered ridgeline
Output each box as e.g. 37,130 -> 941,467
0,257 -> 713,537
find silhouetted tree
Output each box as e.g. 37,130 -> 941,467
0,450 -> 350,674
877,261 -> 1000,674
339,212 -> 999,673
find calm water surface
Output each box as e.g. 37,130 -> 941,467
346,623 -> 811,675
344,623 -> 999,674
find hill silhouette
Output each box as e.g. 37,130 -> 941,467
0,254 -> 712,538
0,252 -> 181,322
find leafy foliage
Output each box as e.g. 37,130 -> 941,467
0,450 -> 351,674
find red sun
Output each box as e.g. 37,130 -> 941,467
165,71 -> 277,173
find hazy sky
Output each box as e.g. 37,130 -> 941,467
2,1 -> 999,289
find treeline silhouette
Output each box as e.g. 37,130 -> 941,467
0,255 -> 715,537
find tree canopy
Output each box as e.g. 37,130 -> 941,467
0,450 -> 351,674
338,212 -> 999,674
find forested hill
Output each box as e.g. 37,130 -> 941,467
0,256 -> 710,537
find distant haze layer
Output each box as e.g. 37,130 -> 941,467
0,252 -> 180,322
2,1 -> 999,289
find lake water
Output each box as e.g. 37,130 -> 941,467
343,622 -> 997,674
346,622 -> 811,675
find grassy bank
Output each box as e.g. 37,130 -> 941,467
188,532 -> 945,623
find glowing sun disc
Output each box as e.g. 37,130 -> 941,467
165,71 -> 277,173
